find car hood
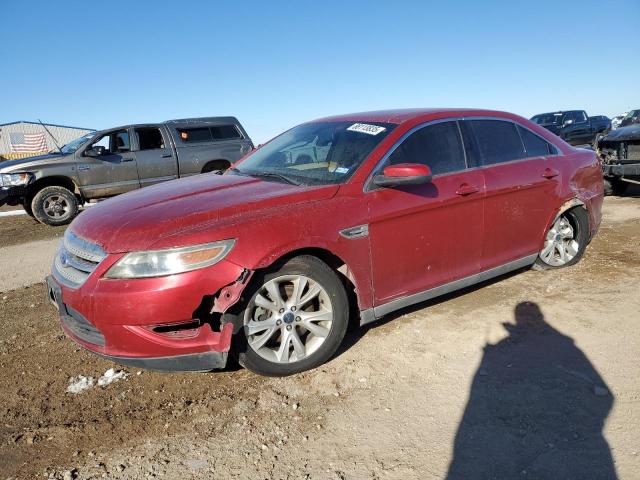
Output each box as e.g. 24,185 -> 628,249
601,124 -> 640,142
0,152 -> 70,172
70,173 -> 340,253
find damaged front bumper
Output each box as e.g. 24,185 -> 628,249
45,257 -> 251,372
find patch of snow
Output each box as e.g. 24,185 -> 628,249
67,375 -> 95,394
97,368 -> 128,386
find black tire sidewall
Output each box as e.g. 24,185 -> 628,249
232,256 -> 349,376
32,186 -> 78,226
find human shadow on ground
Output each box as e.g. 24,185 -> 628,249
446,301 -> 616,479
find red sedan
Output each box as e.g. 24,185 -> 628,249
46,109 -> 603,376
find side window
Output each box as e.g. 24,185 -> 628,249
136,127 -> 165,150
210,125 -> 241,140
470,120 -> 526,166
92,135 -> 110,151
517,125 -> 555,157
178,128 -> 212,143
387,121 -> 466,176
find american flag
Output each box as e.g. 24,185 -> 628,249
9,132 -> 49,153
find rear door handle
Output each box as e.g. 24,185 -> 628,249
542,168 -> 559,179
121,157 -> 134,163
456,183 -> 480,196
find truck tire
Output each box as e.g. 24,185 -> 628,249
603,178 -> 628,196
228,255 -> 349,376
31,186 -> 79,226
22,201 -> 34,218
202,160 -> 230,175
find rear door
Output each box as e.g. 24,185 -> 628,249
78,128 -> 139,198
367,120 -> 485,306
133,126 -> 178,187
463,119 -> 558,270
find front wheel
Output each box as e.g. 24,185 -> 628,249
534,207 -> 589,270
31,186 -> 79,226
229,255 -> 349,376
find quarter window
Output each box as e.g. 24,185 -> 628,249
178,125 -> 242,143
387,121 -> 466,176
211,125 -> 241,140
470,120 -> 526,166
517,125 -> 555,157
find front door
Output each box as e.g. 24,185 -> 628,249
367,120 -> 485,306
78,128 -> 139,198
133,126 -> 178,187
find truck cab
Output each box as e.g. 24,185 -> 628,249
531,110 -> 610,146
0,117 -> 253,225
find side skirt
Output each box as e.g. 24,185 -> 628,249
359,254 -> 538,326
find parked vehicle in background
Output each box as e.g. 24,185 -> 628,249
0,117 -> 253,225
46,108 -> 603,377
619,109 -> 640,128
530,110 -> 610,146
596,123 -> 640,195
611,112 -> 628,130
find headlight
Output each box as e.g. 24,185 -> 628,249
0,173 -> 31,187
105,240 -> 235,279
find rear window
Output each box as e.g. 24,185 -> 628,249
470,120 -> 526,165
517,125 -> 555,157
178,125 -> 242,143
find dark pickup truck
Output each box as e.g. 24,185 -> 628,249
530,110 -> 610,146
0,117 -> 253,225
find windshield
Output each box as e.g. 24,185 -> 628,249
60,133 -> 95,154
623,110 -> 639,120
531,113 -> 563,125
232,121 -> 395,186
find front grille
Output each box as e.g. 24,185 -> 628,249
61,306 -> 105,346
52,230 -> 107,289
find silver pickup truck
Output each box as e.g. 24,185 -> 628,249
0,117 -> 253,225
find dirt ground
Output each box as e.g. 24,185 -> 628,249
0,214 -> 66,248
0,193 -> 639,479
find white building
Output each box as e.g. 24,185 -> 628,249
0,121 -> 94,160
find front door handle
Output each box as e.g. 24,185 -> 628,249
542,168 -> 559,179
121,157 -> 134,163
161,153 -> 172,158
456,183 -> 480,196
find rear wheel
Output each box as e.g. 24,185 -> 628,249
230,256 -> 349,376
31,186 -> 79,226
202,160 -> 230,175
534,207 -> 589,270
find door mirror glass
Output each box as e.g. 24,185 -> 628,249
373,163 -> 432,187
563,119 -> 574,126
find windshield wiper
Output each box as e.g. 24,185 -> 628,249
241,170 -> 303,186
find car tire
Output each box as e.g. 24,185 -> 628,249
202,161 -> 230,175
228,255 -> 349,377
533,207 -> 589,270
31,186 -> 79,226
603,178 -> 628,196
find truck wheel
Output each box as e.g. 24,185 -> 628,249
228,255 -> 349,376
603,178 -> 628,196
31,186 -> 79,226
533,207 -> 589,270
202,160 -> 230,175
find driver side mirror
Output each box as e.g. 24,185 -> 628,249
373,163 -> 432,188
85,146 -> 105,157
563,119 -> 574,127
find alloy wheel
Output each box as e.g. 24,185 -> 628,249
243,274 -> 333,364
43,195 -> 70,219
539,215 -> 580,267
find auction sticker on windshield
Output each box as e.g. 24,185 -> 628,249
347,123 -> 386,135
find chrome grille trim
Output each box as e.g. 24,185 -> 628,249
63,230 -> 107,263
52,230 -> 105,289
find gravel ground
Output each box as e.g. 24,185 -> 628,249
0,192 -> 639,479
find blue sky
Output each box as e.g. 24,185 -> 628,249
1,0 -> 638,143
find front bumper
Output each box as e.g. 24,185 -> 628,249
0,185 -> 26,206
602,163 -> 640,178
45,257 -> 245,372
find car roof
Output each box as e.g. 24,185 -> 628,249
313,108 -> 525,125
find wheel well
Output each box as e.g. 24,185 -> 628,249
273,248 -> 361,328
26,176 -> 80,204
201,159 -> 231,173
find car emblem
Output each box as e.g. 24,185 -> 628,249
60,251 -> 69,267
